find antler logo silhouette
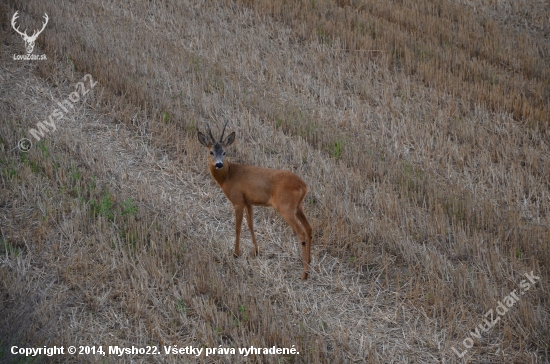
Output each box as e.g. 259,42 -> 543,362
11,11 -> 49,54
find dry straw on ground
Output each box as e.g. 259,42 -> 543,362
1,0 -> 548,363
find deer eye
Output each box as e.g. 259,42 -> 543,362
209,151 -> 214,156
223,152 -> 226,156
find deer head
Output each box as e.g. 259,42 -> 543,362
197,121 -> 235,170
11,11 -> 49,54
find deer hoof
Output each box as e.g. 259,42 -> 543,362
301,271 -> 309,280
233,251 -> 240,258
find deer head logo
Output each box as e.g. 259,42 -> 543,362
11,11 -> 49,54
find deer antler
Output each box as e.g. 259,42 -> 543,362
28,13 -> 48,41
219,120 -> 229,142
206,124 -> 216,144
11,11 -> 28,38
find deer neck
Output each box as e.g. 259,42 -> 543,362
209,161 -> 232,186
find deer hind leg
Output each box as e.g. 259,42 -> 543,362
296,205 -> 312,265
233,204 -> 244,257
279,208 -> 309,279
245,204 -> 258,256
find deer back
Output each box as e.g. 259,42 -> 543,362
213,162 -> 307,208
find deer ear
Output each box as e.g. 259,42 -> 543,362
197,131 -> 211,147
224,132 -> 235,147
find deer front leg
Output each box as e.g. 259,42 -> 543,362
245,204 -> 259,256
296,205 -> 312,266
233,204 -> 244,257
279,209 -> 309,280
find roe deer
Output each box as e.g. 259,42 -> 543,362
198,122 -> 312,279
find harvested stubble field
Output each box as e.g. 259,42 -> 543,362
1,0 -> 549,362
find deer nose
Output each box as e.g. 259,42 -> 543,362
215,162 -> 223,169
